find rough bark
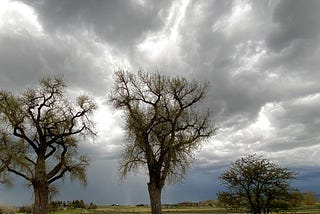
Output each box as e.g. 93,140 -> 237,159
33,153 -> 49,214
148,181 -> 163,214
33,182 -> 49,214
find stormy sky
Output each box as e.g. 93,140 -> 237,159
1,0 -> 320,205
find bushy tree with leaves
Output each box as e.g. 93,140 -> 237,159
109,70 -> 215,214
0,76 -> 96,214
218,154 -> 296,214
303,191 -> 316,206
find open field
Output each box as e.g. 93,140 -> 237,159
48,206 -> 220,214
44,205 -> 320,214
4,203 -> 318,213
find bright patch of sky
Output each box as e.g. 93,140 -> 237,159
231,40 -> 267,77
212,0 -> 252,36
0,0 -> 43,36
137,0 -> 189,63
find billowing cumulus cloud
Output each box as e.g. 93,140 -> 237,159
0,0 -> 319,205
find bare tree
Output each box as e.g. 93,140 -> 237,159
109,70 -> 215,214
0,75 -> 96,214
218,154 -> 296,214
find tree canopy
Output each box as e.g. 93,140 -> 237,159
109,70 -> 216,214
0,75 -> 96,214
218,154 -> 296,214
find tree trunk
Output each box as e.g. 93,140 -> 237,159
252,209 -> 261,214
33,153 -> 49,214
33,182 -> 49,214
148,181 -> 163,214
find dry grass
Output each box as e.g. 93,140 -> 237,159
0,204 -> 18,214
49,205 -> 320,214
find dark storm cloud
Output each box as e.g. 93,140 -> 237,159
0,35 -> 107,95
163,168 -> 220,203
1,0 -> 320,205
257,94 -> 320,153
165,0 -> 320,172
176,1 -> 274,122
55,160 -> 149,205
0,19 -> 111,96
21,0 -> 172,49
176,0 -> 319,140
268,0 -> 320,52
0,35 -> 46,91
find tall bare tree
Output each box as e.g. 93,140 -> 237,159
0,76 -> 96,214
109,70 -> 215,214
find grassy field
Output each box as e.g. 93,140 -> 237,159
2,204 -> 317,213
46,205 -> 320,214
50,206 -> 225,214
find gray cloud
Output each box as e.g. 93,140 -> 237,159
0,0 -> 319,205
22,0 -> 172,50
0,22 -> 109,95
268,0 -> 320,52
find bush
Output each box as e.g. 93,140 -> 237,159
49,201 -> 64,211
18,205 -> 33,213
87,202 -> 98,209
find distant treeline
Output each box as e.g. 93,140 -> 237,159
18,200 -> 98,213
163,200 -> 218,208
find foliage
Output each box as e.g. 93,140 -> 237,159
218,154 -> 296,214
0,75 -> 96,214
47,200 -> 98,211
217,191 -> 246,212
69,200 -> 86,209
109,70 -> 215,214
87,202 -> 98,209
287,189 -> 304,208
303,191 -> 316,206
